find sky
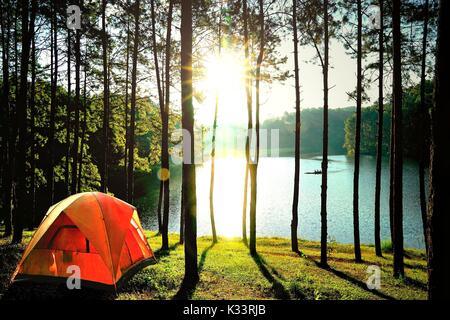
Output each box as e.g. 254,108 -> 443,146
195,38 -> 380,127
41,6 -> 382,129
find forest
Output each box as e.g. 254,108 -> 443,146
0,0 -> 449,301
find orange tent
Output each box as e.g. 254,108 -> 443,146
12,192 -> 156,290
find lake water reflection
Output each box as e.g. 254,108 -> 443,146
139,155 -> 426,249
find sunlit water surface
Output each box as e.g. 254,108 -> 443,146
139,155 -> 426,249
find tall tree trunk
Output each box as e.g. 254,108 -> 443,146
9,4 -> 18,234
10,6 -> 18,215
352,0 -> 362,262
242,167 -> 248,242
77,63 -> 87,193
181,0 -> 198,284
127,0 -> 140,203
392,0 -> 404,278
209,113 -> 219,244
48,0 -> 57,206
427,0 -> 450,300
0,2 -> 4,193
71,3 -> 81,195
151,0 -> 163,234
242,0 -> 252,244
209,5 -> 222,245
320,0 -> 329,267
12,0 -> 36,243
249,163 -> 257,255
374,0 -> 384,257
66,29 -> 71,195
0,0 -> 12,237
123,8 -> 131,199
161,0 -> 173,250
291,0 -> 300,253
180,182 -> 185,244
28,20 -> 36,229
418,0 -> 429,254
156,181 -> 163,233
249,0 -> 264,256
389,96 -> 394,244
101,0 -> 109,193
124,10 -> 130,199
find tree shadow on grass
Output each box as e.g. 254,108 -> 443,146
199,242 -> 216,272
301,254 -> 396,300
404,262 -> 427,272
297,251 -> 372,266
326,267 -> 395,300
251,252 -> 290,299
173,276 -> 199,300
404,277 -> 427,291
172,242 -> 216,300
154,242 -> 180,259
149,232 -> 161,238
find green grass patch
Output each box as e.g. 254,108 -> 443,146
0,229 -> 427,300
381,240 -> 393,253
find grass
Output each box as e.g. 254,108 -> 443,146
381,239 -> 393,253
0,229 -> 427,300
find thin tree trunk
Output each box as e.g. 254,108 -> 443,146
13,6 -> 17,92
418,0 -> 429,255
249,162 -> 257,254
180,178 -> 184,244
12,0 -> 36,243
242,166 -> 248,242
0,0 -> 12,237
127,0 -> 140,203
0,2 -> 4,206
291,0 -> 300,253
249,0 -> 264,256
209,110 -> 218,244
66,29 -> 71,195
427,0 -> 450,300
48,0 -> 57,206
374,0 -> 384,257
320,0 -> 329,267
209,5 -> 222,245
353,0 -> 362,262
150,0 -> 163,122
242,0 -> 252,244
161,0 -> 173,250
151,0 -> 164,234
389,97 -> 394,244
392,0 -> 404,278
10,7 -> 18,218
124,11 -> 130,199
71,7 -> 81,194
181,0 -> 198,284
77,119 -> 86,192
156,181 -> 163,233
101,0 -> 109,193
77,65 -> 87,193
29,21 -> 36,228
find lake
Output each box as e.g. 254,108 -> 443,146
138,155 -> 426,249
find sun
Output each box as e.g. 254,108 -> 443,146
196,50 -> 247,126
203,52 -> 245,91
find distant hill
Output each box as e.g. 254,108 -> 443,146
262,107 -> 355,156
